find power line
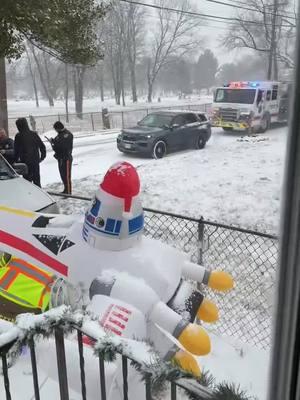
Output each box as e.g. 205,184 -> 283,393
203,0 -> 297,22
119,0 -> 295,27
220,0 -> 292,11
139,3 -> 295,32
143,11 -> 243,31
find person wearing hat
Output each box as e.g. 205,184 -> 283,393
50,121 -> 73,194
14,118 -> 46,187
0,128 -> 14,165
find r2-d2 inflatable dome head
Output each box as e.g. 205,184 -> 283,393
83,162 -> 144,251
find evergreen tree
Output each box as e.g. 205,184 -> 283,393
194,49 -> 218,93
0,0 -> 108,64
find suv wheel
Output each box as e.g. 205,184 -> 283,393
195,135 -> 206,149
152,140 -> 167,159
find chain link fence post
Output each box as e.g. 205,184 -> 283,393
198,217 -> 204,266
121,111 -> 124,129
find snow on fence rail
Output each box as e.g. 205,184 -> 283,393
49,192 -> 279,350
0,306 -> 213,400
7,103 -> 212,135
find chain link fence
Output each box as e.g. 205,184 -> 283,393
200,221 -> 278,350
143,210 -> 278,350
51,194 -> 278,350
8,103 -> 212,135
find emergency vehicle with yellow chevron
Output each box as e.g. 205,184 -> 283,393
211,81 -> 291,133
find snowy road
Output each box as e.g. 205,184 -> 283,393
41,130 -> 155,186
44,125 -> 288,234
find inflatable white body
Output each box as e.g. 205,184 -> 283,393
35,296 -> 149,400
0,162 -> 234,399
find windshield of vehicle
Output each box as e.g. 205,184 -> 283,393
0,156 -> 16,180
139,113 -> 173,128
214,88 -> 256,104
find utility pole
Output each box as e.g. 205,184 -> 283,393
267,0 -> 280,80
0,57 -> 8,135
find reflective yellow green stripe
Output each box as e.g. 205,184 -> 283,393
0,287 -> 34,307
0,258 -> 53,312
9,260 -> 52,286
0,269 -> 16,289
212,120 -> 250,129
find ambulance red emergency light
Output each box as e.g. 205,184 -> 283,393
211,80 -> 291,133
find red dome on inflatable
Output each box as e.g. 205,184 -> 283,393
100,162 -> 140,212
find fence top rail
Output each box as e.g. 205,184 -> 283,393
201,218 -> 278,240
47,191 -> 278,240
7,104 -> 212,120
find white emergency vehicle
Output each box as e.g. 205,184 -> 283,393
211,80 -> 291,133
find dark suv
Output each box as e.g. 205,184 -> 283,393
117,111 -> 211,159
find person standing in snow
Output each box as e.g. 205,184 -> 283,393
51,121 -> 73,194
0,128 -> 14,165
14,118 -> 46,187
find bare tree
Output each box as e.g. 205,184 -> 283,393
146,0 -> 200,102
126,3 -> 145,103
0,58 -> 8,133
98,61 -> 105,102
64,63 -> 69,122
24,44 -> 39,108
103,3 -> 127,106
29,44 -> 55,106
73,65 -> 86,118
222,0 -> 297,79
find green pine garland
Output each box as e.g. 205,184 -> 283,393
185,373 -> 252,400
0,306 -> 253,400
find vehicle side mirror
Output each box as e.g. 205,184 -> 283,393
171,123 -> 180,130
13,163 -> 28,176
137,121 -> 141,126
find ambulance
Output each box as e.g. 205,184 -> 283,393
211,80 -> 291,133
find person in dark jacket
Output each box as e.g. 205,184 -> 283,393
14,118 -> 46,187
51,121 -> 73,194
0,128 -> 14,165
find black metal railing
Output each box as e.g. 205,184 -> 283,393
48,192 -> 279,349
0,324 -> 213,400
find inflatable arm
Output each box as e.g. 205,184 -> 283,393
89,271 -> 210,357
180,261 -> 234,323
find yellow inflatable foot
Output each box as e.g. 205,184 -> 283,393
208,270 -> 234,292
178,324 -> 211,356
173,350 -> 201,377
197,299 -> 219,323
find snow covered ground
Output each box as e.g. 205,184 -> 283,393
1,106 -> 287,399
7,95 -> 212,118
44,125 -> 287,234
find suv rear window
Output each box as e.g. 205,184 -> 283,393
198,114 -> 207,122
184,113 -> 198,124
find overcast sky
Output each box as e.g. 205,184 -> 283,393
141,0 -> 249,64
